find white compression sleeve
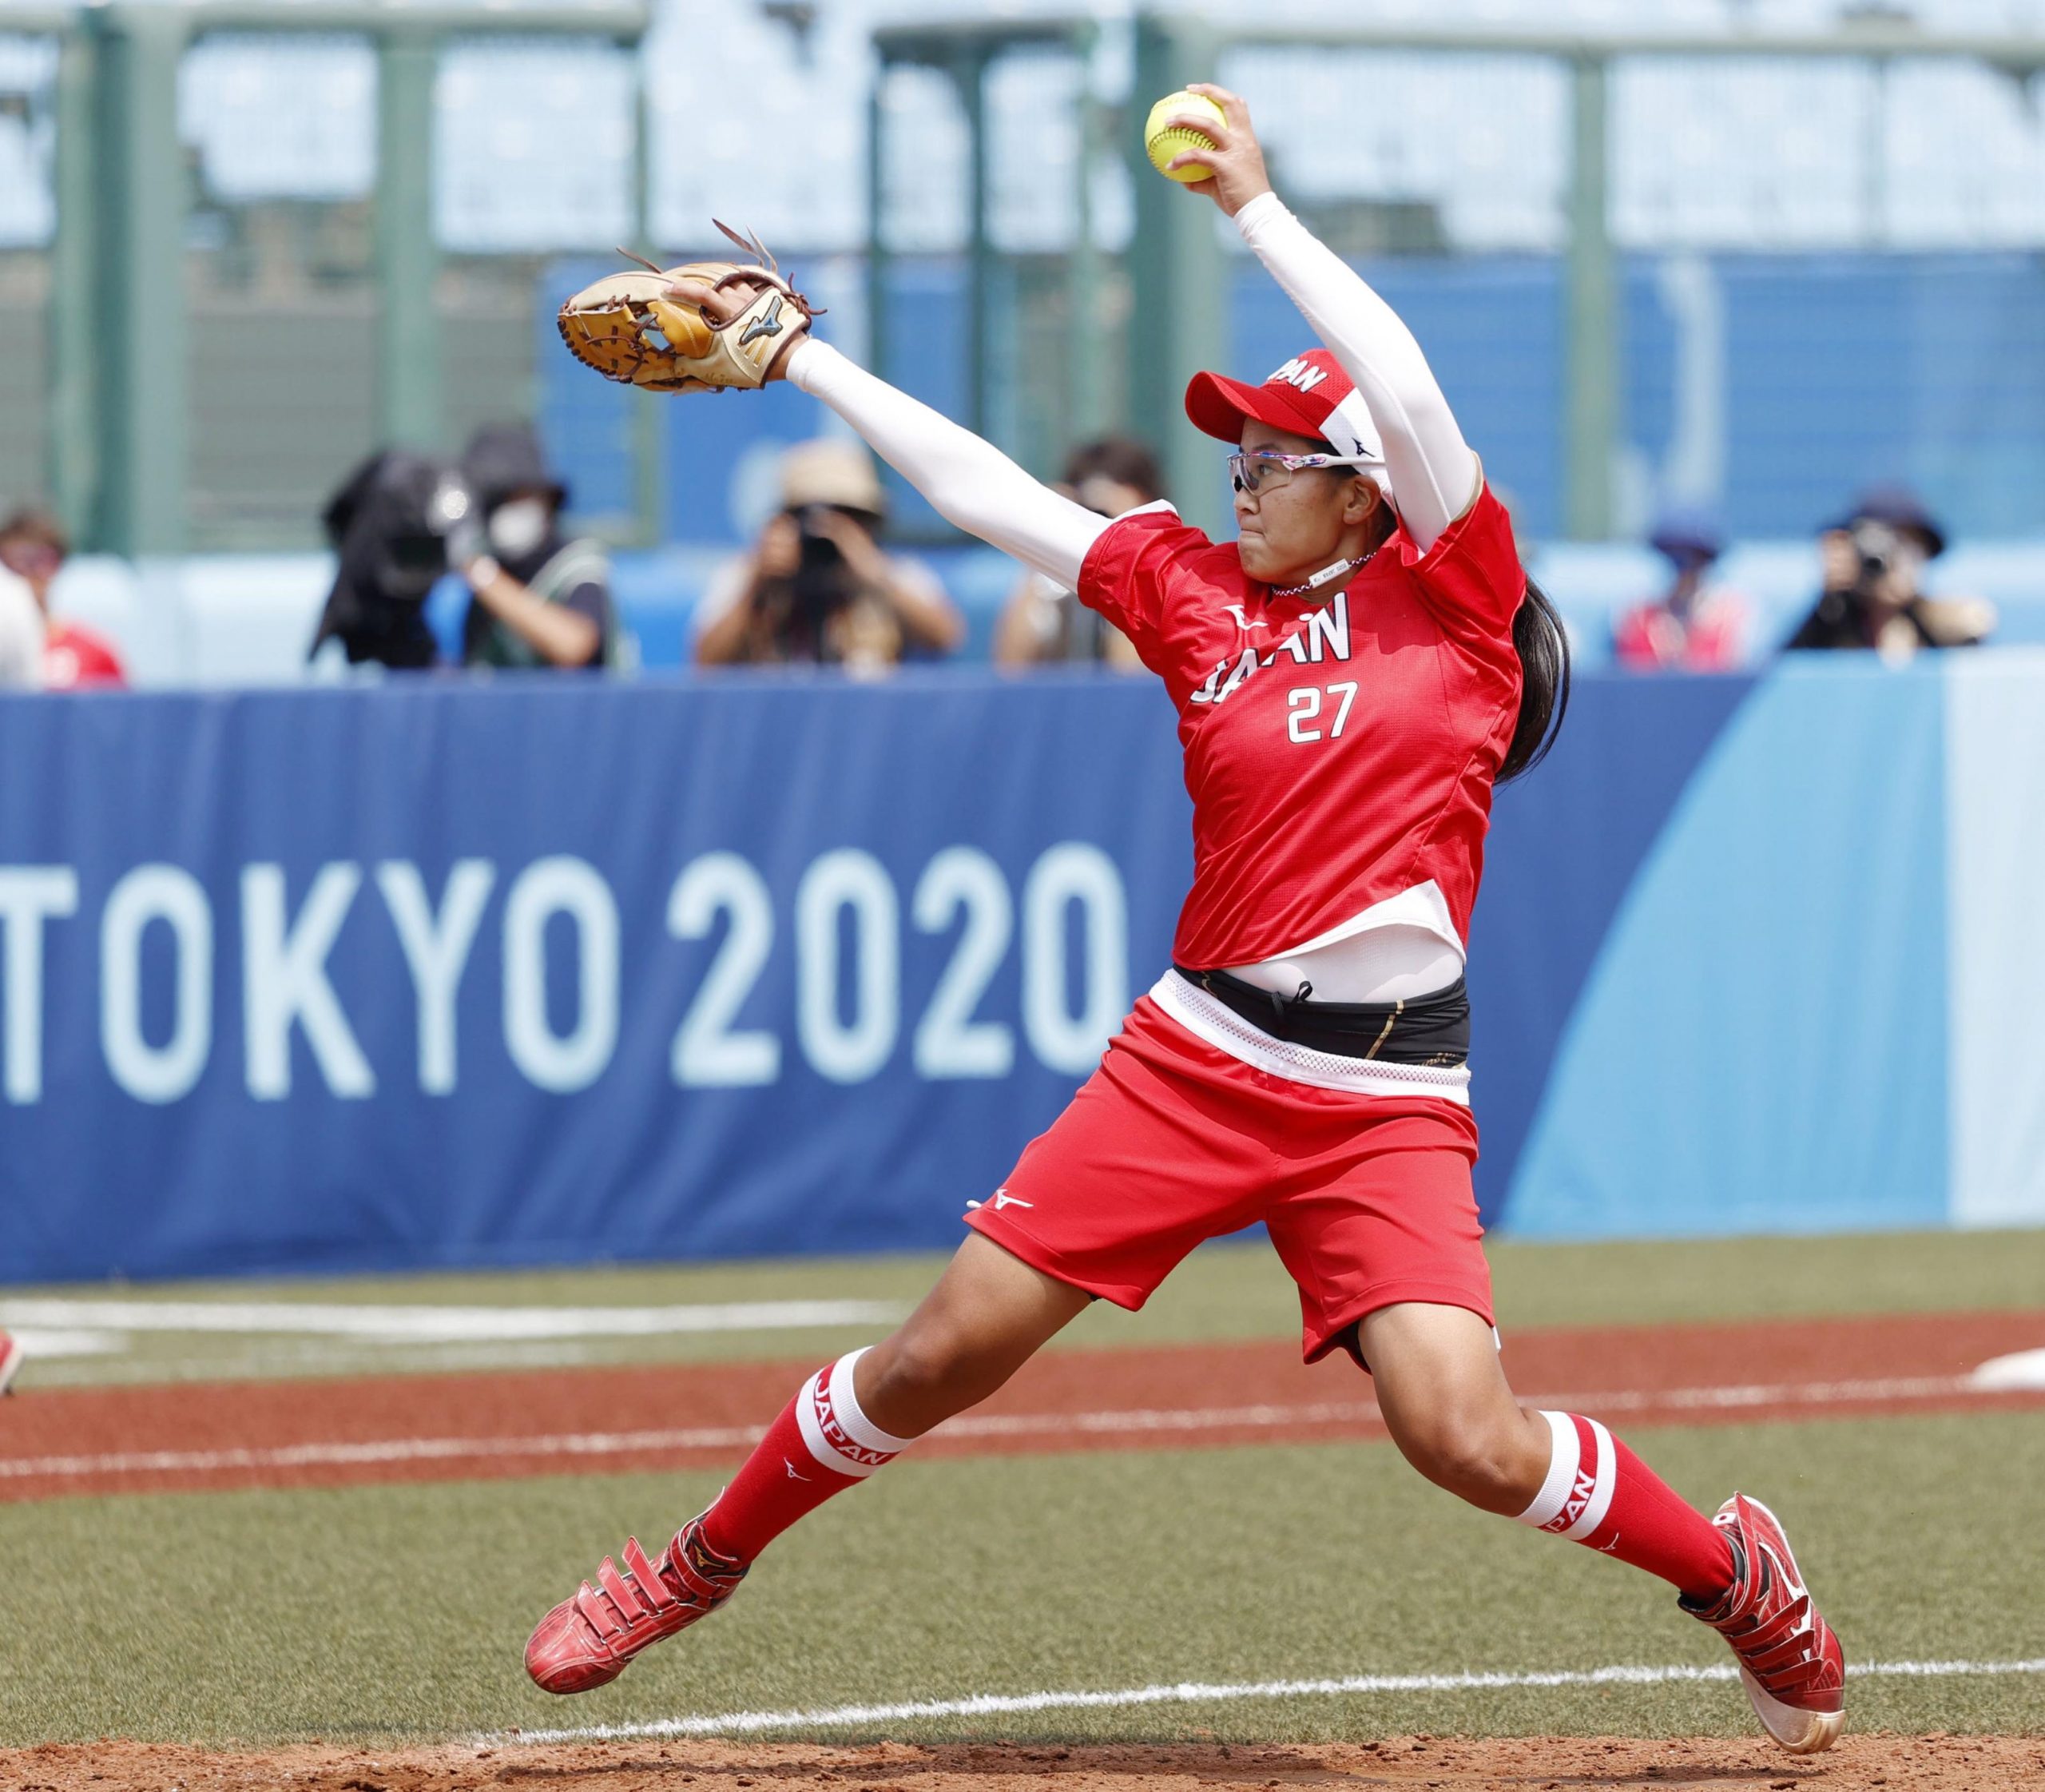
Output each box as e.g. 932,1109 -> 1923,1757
786,339 -> 1108,590
1234,192 -> 1480,554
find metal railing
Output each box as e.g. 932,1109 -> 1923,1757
11,0 -> 648,553
869,13 -> 2045,539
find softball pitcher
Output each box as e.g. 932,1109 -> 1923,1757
531,87 -> 1846,1754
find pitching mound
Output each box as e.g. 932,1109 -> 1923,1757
6,1734 -> 2042,1791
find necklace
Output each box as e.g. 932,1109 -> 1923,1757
1270,546 -> 1376,600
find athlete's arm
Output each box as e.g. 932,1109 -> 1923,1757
784,340 -> 1107,590
1162,85 -> 1480,554
1233,195 -> 1477,551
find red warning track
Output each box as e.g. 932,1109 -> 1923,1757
1,1310 -> 2039,1504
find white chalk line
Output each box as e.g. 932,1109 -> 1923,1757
4,1338 -> 647,1391
3,1369 -> 2035,1484
0,1297 -> 905,1345
503,1656 -> 2045,1745
0,1423 -> 769,1481
0,1327 -> 128,1359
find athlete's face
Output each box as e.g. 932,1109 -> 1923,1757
1232,419 -> 1383,586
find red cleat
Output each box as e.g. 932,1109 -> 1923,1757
524,1516 -> 746,1695
0,1330 -> 20,1397
1683,1493 -> 1845,1754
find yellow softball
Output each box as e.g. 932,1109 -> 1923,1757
1144,89 -> 1227,185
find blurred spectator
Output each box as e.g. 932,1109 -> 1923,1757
311,451 -> 461,670
1611,508 -> 1749,673
1786,487 -> 1994,662
995,438 -> 1164,672
459,423 -> 622,670
0,562 -> 42,689
0,507 -> 126,688
696,440 -> 961,673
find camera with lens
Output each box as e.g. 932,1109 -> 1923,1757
309,451 -> 475,668
1848,518 -> 1904,590
795,503 -> 842,565
789,503 -> 856,625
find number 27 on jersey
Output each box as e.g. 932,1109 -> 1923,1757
1287,680 -> 1358,745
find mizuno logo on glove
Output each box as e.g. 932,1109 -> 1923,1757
740,296 -> 785,346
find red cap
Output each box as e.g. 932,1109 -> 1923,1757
1184,348 -> 1388,483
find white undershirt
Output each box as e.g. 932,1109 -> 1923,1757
1225,884 -> 1467,1004
1236,928 -> 1466,1004
789,192 -> 1484,1007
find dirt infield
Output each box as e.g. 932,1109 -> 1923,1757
2,1310 -> 2039,1503
5,1732 -> 2043,1792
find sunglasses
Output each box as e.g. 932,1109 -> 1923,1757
1228,447 -> 1381,495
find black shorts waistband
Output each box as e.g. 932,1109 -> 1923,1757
1173,964 -> 1471,1067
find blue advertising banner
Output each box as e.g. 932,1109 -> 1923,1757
0,676 -> 1193,1281
5,659 -> 2039,1284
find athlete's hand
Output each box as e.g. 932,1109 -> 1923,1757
661,272 -> 809,383
1164,85 -> 1273,218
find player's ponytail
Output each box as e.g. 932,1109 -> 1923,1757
1499,575 -> 1570,782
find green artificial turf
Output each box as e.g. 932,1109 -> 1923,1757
10,1226 -> 2043,1390
2,1409 -> 2039,1748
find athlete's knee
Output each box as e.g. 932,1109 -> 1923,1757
1390,1399 -> 1545,1509
862,1328 -> 967,1409
860,1321 -> 1015,1431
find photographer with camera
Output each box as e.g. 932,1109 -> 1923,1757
694,439 -> 960,672
309,424 -> 617,673
1786,487 -> 1992,662
459,423 -> 621,671
310,450 -> 468,670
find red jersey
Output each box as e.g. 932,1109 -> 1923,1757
43,620 -> 127,689
1077,488 -> 1524,971
1612,592 -> 1748,673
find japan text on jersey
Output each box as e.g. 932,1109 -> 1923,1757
1187,589 -> 1354,707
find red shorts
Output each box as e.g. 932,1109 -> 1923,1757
965,993 -> 1492,1368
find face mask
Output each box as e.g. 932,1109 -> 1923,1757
487,497 -> 550,558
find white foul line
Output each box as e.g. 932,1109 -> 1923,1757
0,1297 -> 904,1344
503,1656 -> 2045,1745
0,1424 -> 770,1482
2,1369 -> 2030,1484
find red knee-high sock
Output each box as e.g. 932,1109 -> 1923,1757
1515,1412 -> 1734,1602
697,1349 -> 914,1564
